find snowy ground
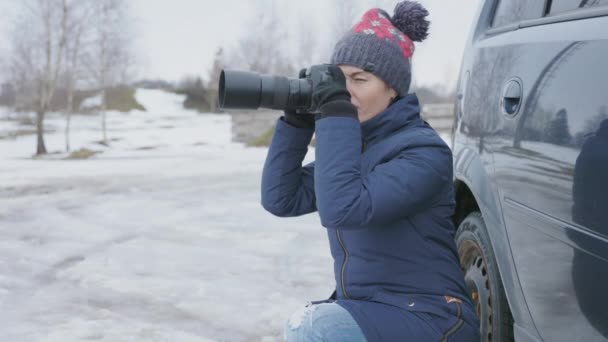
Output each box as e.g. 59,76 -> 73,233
0,89 -> 333,342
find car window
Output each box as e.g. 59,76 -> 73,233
492,0 -> 545,27
549,0 -> 608,15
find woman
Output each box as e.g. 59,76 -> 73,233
261,1 -> 480,341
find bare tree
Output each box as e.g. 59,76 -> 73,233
324,0 -> 362,60
9,0 -> 70,155
331,1 -> 359,38
208,48 -> 225,88
227,0 -> 293,76
207,48 -> 225,111
292,15 -> 323,72
82,0 -> 132,145
62,0 -> 95,152
374,0 -> 399,9
222,0 -> 390,76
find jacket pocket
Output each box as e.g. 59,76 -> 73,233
369,291 -> 451,318
440,301 -> 465,342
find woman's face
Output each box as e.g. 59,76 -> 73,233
338,65 -> 398,123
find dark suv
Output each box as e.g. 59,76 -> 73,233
451,1 -> 608,341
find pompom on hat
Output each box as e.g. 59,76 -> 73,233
330,1 -> 430,96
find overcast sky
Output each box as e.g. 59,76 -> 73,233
1,0 -> 482,89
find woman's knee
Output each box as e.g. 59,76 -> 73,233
284,304 -> 314,341
283,303 -> 366,342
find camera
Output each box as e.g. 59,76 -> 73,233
218,64 -> 331,114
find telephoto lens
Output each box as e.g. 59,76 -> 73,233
218,64 -> 331,113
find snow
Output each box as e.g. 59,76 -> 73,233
79,92 -> 103,110
0,89 -> 332,341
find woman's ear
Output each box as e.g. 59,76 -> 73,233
388,88 -> 402,106
388,87 -> 398,101
390,88 -> 398,98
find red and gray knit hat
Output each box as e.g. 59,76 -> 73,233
330,1 -> 430,96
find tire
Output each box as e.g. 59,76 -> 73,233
455,212 -> 514,342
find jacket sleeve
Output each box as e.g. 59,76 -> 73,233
261,117 -> 317,217
314,116 -> 451,229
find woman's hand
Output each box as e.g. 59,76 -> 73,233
313,65 -> 358,120
313,65 -> 351,107
283,110 -> 315,129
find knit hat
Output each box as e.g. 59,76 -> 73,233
330,1 -> 430,96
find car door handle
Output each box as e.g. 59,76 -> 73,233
501,78 -> 523,116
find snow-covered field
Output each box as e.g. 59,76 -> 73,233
0,89 -> 333,342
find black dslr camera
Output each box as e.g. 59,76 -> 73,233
218,64 -> 331,114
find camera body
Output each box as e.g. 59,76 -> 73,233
218,64 -> 331,114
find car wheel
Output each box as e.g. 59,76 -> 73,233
455,212 -> 514,342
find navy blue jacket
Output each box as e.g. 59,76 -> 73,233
262,94 -> 478,341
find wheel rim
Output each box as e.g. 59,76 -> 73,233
459,239 -> 494,341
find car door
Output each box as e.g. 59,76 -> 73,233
486,1 -> 608,341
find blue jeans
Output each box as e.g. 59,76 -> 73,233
284,303 -> 366,342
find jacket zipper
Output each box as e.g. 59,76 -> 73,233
340,139 -> 362,298
336,229 -> 351,299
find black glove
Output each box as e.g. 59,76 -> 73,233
312,65 -> 357,120
282,68 -> 316,129
283,110 -> 315,129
